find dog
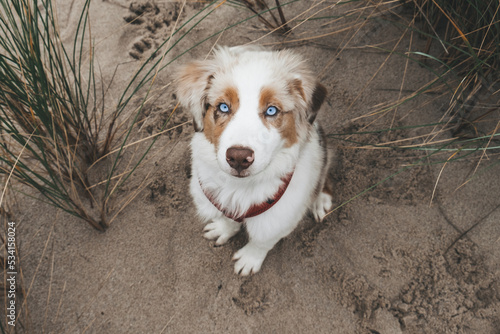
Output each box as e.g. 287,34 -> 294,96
175,45 -> 333,275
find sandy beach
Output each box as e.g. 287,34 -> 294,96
6,1 -> 500,333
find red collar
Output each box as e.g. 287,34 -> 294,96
200,171 -> 294,223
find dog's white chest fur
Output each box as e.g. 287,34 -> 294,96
176,46 -> 333,275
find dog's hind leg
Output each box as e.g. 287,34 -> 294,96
312,175 -> 333,222
311,125 -> 333,222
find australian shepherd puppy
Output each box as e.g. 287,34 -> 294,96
175,46 -> 333,275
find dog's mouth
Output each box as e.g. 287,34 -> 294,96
230,169 -> 251,178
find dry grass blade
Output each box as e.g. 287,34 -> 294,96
0,0 -> 228,230
237,0 -> 291,33
325,0 -> 499,192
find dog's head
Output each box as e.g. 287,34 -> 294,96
175,46 -> 327,178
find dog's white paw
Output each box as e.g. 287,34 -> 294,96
203,218 -> 241,245
312,192 -> 333,222
233,244 -> 268,276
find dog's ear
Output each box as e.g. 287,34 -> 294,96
307,83 -> 327,124
290,78 -> 327,124
175,61 -> 213,132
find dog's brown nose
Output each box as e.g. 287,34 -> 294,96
226,147 -> 254,173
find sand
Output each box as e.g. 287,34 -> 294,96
5,1 -> 500,333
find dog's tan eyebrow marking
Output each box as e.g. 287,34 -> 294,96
259,87 -> 277,114
203,86 -> 240,147
259,86 -> 298,148
223,86 -> 240,111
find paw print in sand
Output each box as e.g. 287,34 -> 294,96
124,1 -> 181,60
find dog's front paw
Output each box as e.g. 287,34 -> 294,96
203,218 -> 241,245
312,192 -> 333,222
233,244 -> 269,276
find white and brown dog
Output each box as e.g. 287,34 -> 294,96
176,46 -> 333,275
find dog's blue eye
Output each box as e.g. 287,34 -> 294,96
218,103 -> 229,113
265,106 -> 278,116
